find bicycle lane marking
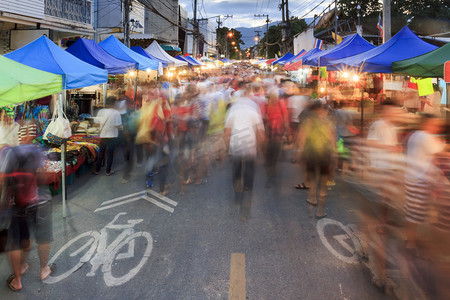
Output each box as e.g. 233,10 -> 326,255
44,212 -> 153,287
94,189 -> 177,213
316,218 -> 362,264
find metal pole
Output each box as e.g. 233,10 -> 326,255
134,71 -> 138,106
94,0 -> 98,42
334,0 -> 338,46
60,92 -> 67,218
193,0 -> 197,57
266,16 -> 269,59
124,0 -> 131,47
102,82 -> 107,108
382,0 -> 391,43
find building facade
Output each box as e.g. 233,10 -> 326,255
0,0 -> 94,54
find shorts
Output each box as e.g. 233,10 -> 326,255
304,154 -> 332,177
6,202 -> 53,251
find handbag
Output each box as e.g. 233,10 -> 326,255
0,110 -> 19,146
44,102 -> 72,145
18,103 -> 37,144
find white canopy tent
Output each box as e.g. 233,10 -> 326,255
145,41 -> 188,67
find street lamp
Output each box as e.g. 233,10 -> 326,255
357,4 -> 361,26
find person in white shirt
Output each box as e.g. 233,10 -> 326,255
93,96 -> 122,175
224,83 -> 265,202
404,114 -> 448,248
367,101 -> 401,169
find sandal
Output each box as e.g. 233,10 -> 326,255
295,183 -> 309,189
41,263 -> 56,281
315,213 -> 328,219
306,199 -> 318,206
6,274 -> 21,292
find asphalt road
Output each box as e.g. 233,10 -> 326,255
0,149 -> 389,300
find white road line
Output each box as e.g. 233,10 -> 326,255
145,189 -> 178,207
101,191 -> 146,205
94,197 -> 142,212
142,195 -> 174,213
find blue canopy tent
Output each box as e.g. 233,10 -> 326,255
130,46 -> 168,68
184,55 -> 202,66
327,26 -> 438,73
278,50 -> 306,66
314,34 -> 375,68
271,52 -> 294,66
66,38 -> 135,74
99,35 -> 159,71
299,48 -> 322,63
5,35 -> 109,218
175,55 -> 195,66
223,58 -> 232,63
303,35 -> 355,66
5,35 -> 108,89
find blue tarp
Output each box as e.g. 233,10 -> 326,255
130,46 -> 168,67
175,55 -> 194,66
328,26 -> 438,73
299,48 -> 322,63
66,38 -> 135,74
184,55 -> 202,66
303,35 -> 355,66
99,36 -> 159,71
5,36 -> 108,89
314,34 -> 375,68
279,50 -> 306,65
271,52 -> 294,65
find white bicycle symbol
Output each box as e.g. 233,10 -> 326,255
44,212 -> 153,287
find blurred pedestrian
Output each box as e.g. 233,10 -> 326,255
93,96 -> 122,176
297,101 -> 336,218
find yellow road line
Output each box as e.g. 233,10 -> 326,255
229,253 -> 246,300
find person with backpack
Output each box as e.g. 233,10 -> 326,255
297,101 -> 336,219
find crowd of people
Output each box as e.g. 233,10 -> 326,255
0,63 -> 449,297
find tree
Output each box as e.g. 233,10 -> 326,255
338,0 -> 381,20
216,27 -> 245,59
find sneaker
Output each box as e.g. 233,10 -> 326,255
106,171 -> 115,176
146,180 -> 153,188
121,178 -> 129,184
147,171 -> 155,177
92,171 -> 99,175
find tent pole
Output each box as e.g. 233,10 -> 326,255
60,92 -> 67,218
102,83 -> 107,108
134,70 -> 138,106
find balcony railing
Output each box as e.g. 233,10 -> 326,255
45,0 -> 91,24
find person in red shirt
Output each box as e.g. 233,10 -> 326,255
265,88 -> 289,188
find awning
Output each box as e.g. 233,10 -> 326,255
5,36 -> 108,90
161,45 -> 182,52
0,55 -> 63,106
99,35 -> 159,71
130,46 -> 168,67
271,52 -> 294,65
66,38 -> 135,74
328,26 -> 438,73
392,42 -> 450,77
145,41 -> 187,67
283,60 -> 303,71
266,58 -> 277,65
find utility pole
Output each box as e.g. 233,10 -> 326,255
382,0 -> 391,43
280,0 -> 286,54
216,15 -> 233,58
193,0 -> 198,57
254,14 -> 270,59
124,0 -> 131,47
334,0 -> 338,46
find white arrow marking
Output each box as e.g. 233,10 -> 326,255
146,189 -> 177,207
94,197 -> 142,212
142,195 -> 174,213
333,234 -> 354,254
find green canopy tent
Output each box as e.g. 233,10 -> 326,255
392,43 -> 450,77
0,55 -> 63,106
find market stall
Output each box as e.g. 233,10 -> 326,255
5,35 -> 108,217
327,26 -> 438,73
145,41 -> 188,67
130,46 -> 168,67
0,55 -> 62,106
278,49 -> 306,66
